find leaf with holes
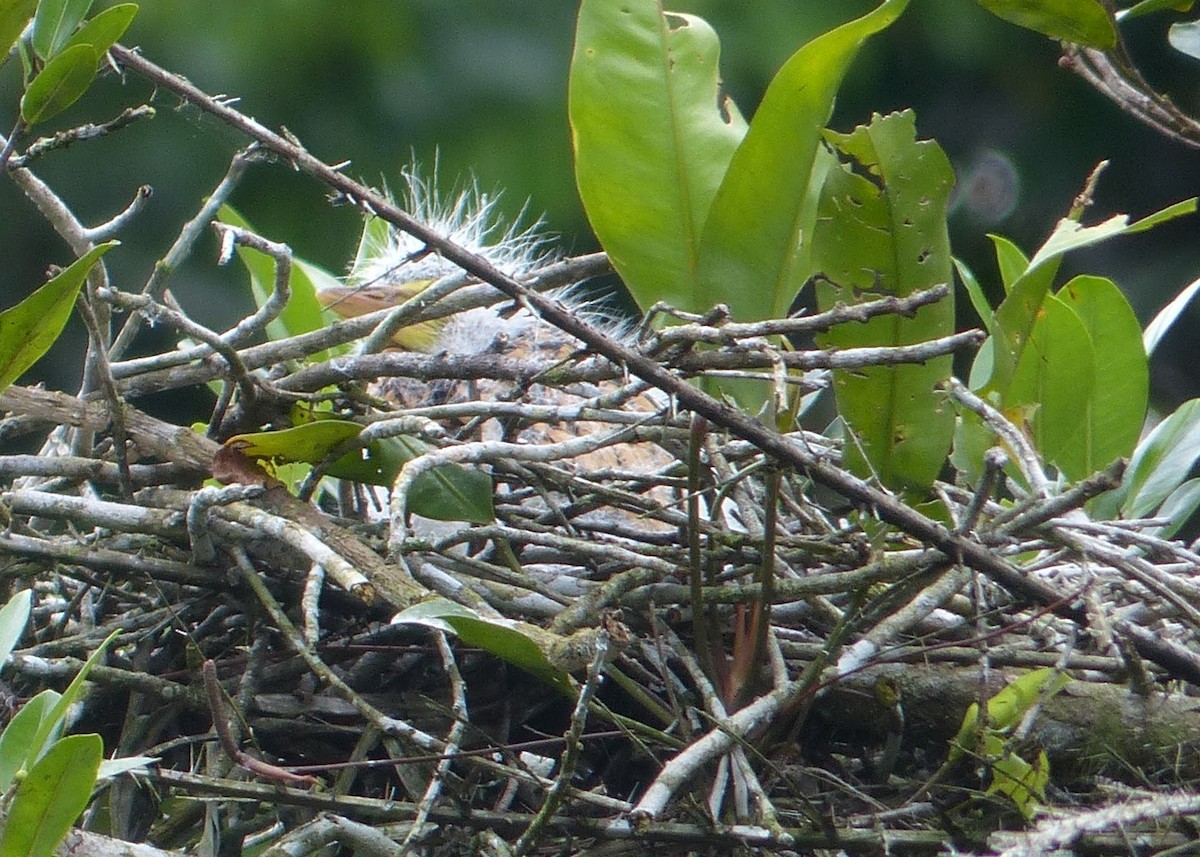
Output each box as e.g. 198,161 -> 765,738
810,110 -> 955,491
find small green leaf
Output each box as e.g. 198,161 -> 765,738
58,2 -> 136,60
570,1 -> 747,313
1145,274 -> 1200,356
988,233 -> 1030,294
1055,275 -> 1147,479
29,0 -> 92,58
0,590 -> 31,667
352,215 -> 392,274
392,598 -> 572,692
976,0 -> 1117,48
0,690 -> 59,793
1150,478 -> 1200,538
0,0 -> 37,56
1120,399 -> 1200,518
96,755 -> 156,780
1120,0 -> 1194,20
217,206 -> 330,349
230,420 -> 363,464
954,257 -> 998,339
0,733 -> 102,857
20,43 -> 97,125
0,242 -> 117,392
988,743 -> 1049,819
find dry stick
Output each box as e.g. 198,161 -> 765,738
108,44 -> 1200,686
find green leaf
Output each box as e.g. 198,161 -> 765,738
695,0 -> 911,324
954,257 -> 998,339
1007,294 -> 1096,469
1054,276 -> 1147,479
0,242 -> 117,392
949,668 -> 1066,763
228,422 -> 495,523
0,733 -> 102,857
988,233 -> 1030,294
987,742 -> 1050,819
1120,399 -> 1200,518
29,0 -> 91,58
0,590 -> 31,668
217,206 -> 330,348
96,755 -> 156,780
20,42 -> 97,125
25,630 -> 117,771
976,0 -> 1117,48
1120,0 -> 1194,20
0,0 -> 37,56
352,215 -> 392,274
386,435 -> 495,524
58,2 -> 137,60
0,690 -> 59,793
1150,478 -> 1200,538
392,598 -> 572,692
1145,274 -> 1200,356
810,110 -> 955,491
569,1 -> 747,313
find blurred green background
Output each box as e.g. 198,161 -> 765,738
4,0 -> 1200,412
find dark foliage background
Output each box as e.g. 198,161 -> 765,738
5,0 -> 1200,408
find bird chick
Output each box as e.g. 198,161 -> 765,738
316,169 -> 677,535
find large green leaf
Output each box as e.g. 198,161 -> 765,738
1055,275 -> 1147,479
975,0 -> 1117,48
20,43 -> 97,125
392,598 -> 572,692
29,0 -> 91,59
0,242 -> 117,392
0,0 -> 37,56
1006,294 -> 1095,469
694,0 -> 910,325
0,733 -> 102,857
569,0 -> 747,312
810,111 -> 955,491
